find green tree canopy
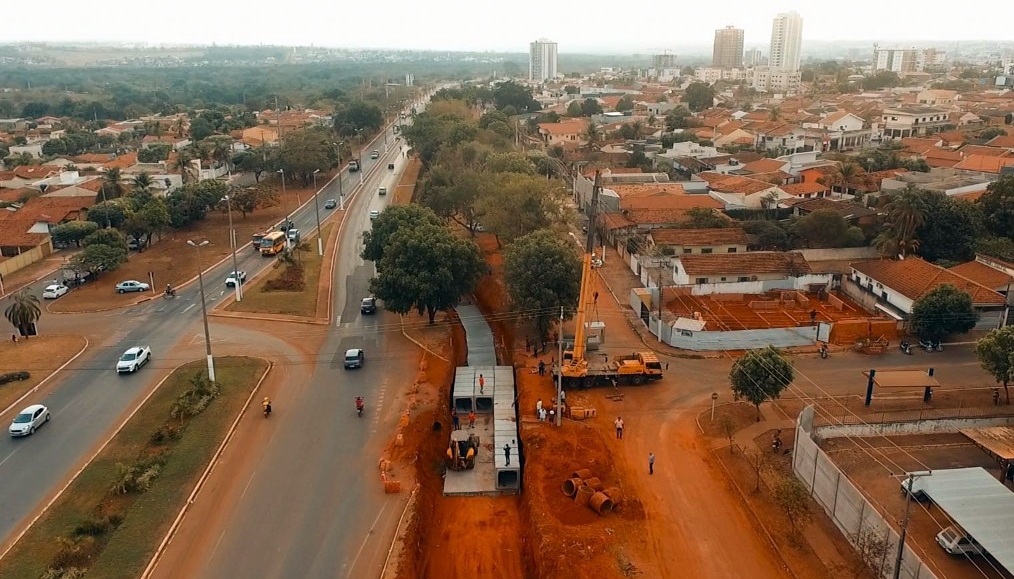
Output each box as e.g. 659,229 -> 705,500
369,224 -> 485,323
69,242 -> 128,276
615,95 -> 635,112
50,221 -> 99,248
503,230 -> 583,338
792,209 -> 863,248
332,100 -> 384,137
664,106 -> 692,131
566,101 -> 583,117
87,201 -> 129,229
4,288 -> 41,337
974,326 -> 1014,405
491,81 -> 540,113
580,99 -> 603,116
681,207 -> 728,229
910,284 -> 979,342
361,204 -> 444,264
276,127 -> 340,186
915,193 -> 985,263
82,228 -> 129,254
730,346 -> 794,420
741,220 -> 790,251
684,83 -> 715,112
475,172 -> 567,245
978,175 -> 1014,239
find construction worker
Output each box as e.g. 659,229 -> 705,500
468,410 -> 476,429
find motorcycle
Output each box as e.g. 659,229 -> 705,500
355,398 -> 365,418
933,341 -> 943,352
263,403 -> 272,418
918,339 -> 935,352
771,436 -> 783,453
163,288 -> 176,299
899,340 -> 913,355
818,344 -> 828,359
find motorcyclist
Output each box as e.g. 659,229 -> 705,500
164,284 -> 175,297
355,396 -> 365,414
262,396 -> 272,415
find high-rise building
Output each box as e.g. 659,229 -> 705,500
529,38 -> 558,83
712,26 -> 745,69
652,52 -> 676,70
769,11 -> 803,72
743,48 -> 763,67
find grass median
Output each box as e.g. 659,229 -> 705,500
224,224 -> 332,317
0,356 -> 269,579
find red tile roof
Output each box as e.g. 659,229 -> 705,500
984,135 -> 1014,149
742,158 -> 787,174
852,257 -> 1006,305
650,227 -> 749,246
948,260 -> 1014,290
697,172 -> 776,195
679,252 -> 812,277
781,181 -> 829,196
957,145 -> 1009,157
952,155 -> 1014,174
0,218 -> 48,247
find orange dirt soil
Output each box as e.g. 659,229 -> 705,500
392,233 -> 861,579
665,288 -> 876,332
48,174 -> 332,313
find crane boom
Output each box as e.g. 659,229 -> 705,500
562,171 -> 600,375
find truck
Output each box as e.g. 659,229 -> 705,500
552,171 -> 663,390
348,159 -> 360,172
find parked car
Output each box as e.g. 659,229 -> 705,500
115,280 -> 150,293
378,187 -> 387,196
9,404 -> 49,437
370,150 -> 380,159
344,348 -> 365,370
324,199 -> 337,209
369,210 -> 380,220
117,345 -> 152,373
936,525 -> 983,556
361,296 -> 377,314
225,271 -> 247,287
42,284 -> 69,299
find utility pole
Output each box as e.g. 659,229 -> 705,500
556,305 -> 564,427
657,256 -> 667,343
894,471 -> 931,579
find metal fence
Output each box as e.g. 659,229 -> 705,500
793,406 -> 938,579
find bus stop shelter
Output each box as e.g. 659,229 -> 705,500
960,426 -> 1014,481
861,369 -> 940,406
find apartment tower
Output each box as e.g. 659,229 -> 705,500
712,26 -> 745,69
529,38 -> 558,83
769,11 -> 803,72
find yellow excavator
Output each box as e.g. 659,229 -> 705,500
446,430 -> 480,471
554,171 -> 664,389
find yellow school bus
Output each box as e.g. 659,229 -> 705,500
259,231 -> 286,256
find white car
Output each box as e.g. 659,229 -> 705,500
9,404 -> 50,437
117,346 -> 152,373
115,280 -> 150,293
225,271 -> 247,287
369,210 -> 380,220
42,284 -> 69,299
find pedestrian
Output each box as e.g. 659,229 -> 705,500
539,407 -> 546,422
594,291 -> 599,304
468,409 -> 476,429
503,443 -> 512,466
478,373 -> 485,394
560,389 -> 566,406
993,388 -> 1001,406
536,398 -> 543,413
615,416 -> 624,439
451,408 -> 460,430
11,333 -> 18,344
648,452 -> 655,475
548,409 -> 555,423
538,360 -> 545,376
525,336 -> 531,353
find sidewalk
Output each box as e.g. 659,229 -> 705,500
0,250 -> 77,297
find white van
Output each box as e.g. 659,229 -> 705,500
936,526 -> 983,556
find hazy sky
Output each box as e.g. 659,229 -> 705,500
4,0 -> 1006,52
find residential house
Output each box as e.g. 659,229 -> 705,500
881,167 -> 993,197
952,155 -> 1014,175
780,181 -> 829,199
0,195 -> 94,277
804,111 -> 872,151
241,126 -> 279,147
881,106 -> 950,138
0,118 -> 27,132
951,112 -> 982,126
711,121 -> 755,149
141,135 -> 191,151
788,197 -> 879,225
847,257 -> 1006,329
672,252 -> 826,295
648,227 -> 750,255
8,144 -> 44,158
695,171 -> 790,209
984,134 -> 1014,151
747,121 -> 807,154
916,89 -> 957,106
949,254 -> 1013,312
536,120 -> 587,147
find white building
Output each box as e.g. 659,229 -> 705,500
694,67 -> 747,84
872,47 -> 947,73
748,67 -> 802,94
529,38 -> 558,83
769,11 -> 803,72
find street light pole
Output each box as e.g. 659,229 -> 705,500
224,193 -> 242,302
312,169 -> 323,256
357,129 -> 364,185
334,141 -> 345,211
276,169 -> 291,226
187,239 -> 215,382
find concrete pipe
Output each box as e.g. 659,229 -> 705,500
575,485 -> 595,507
572,468 -> 593,480
603,486 -> 623,505
589,492 -> 614,515
562,478 -> 584,497
584,477 -> 604,492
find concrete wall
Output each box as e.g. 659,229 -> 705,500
0,243 -> 47,276
688,274 -> 833,295
814,416 -> 1014,439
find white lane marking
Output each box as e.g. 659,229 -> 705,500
182,304 -> 196,314
0,448 -> 21,468
335,316 -> 342,327
346,501 -> 390,578
239,470 -> 257,501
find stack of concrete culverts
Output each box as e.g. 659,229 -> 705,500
560,469 -> 617,515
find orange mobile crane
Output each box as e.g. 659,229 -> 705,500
553,172 -> 664,389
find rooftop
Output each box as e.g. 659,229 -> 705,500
948,260 -> 1014,289
649,227 -> 749,247
678,251 -> 812,277
696,172 -> 776,195
851,257 -> 1006,305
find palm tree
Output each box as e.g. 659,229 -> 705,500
885,185 -> 927,256
583,121 -> 601,150
873,229 -> 898,257
101,167 -> 125,201
647,114 -> 658,128
131,172 -> 153,196
768,106 -> 781,121
630,119 -> 646,140
5,288 -> 41,338
172,147 -> 197,184
829,161 -> 859,197
209,138 -> 232,175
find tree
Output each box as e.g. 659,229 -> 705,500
863,71 -> 901,90
915,193 -> 985,263
566,101 -> 583,117
974,326 -> 1014,405
332,100 -> 384,137
491,81 -> 540,113
743,448 -> 774,492
4,288 -> 41,337
362,204 -> 444,264
979,127 -> 1007,141
684,83 -> 715,112
792,209 -> 854,248
742,220 -> 790,251
681,207 -> 728,229
234,146 -> 276,183
50,221 -> 99,247
825,161 -> 859,196
276,127 -> 339,186
975,236 -> 1014,262
978,175 -> 1014,239
82,228 -> 129,254
100,167 -> 125,201
503,230 -> 582,339
369,224 -> 485,323
172,147 -> 198,184
615,95 -> 635,112
910,284 -> 979,342
664,106 -> 692,131
69,243 -> 128,275
884,186 -> 928,257
773,476 -> 811,535
131,172 -> 154,196
583,121 -> 601,150
226,183 -> 278,218
189,117 -> 214,141
419,166 -> 485,233
580,98 -> 603,117
87,201 -> 128,229
475,172 -> 566,245
137,143 -> 170,163
729,346 -> 794,421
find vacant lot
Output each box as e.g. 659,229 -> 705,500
0,335 -> 88,412
49,176 -> 329,313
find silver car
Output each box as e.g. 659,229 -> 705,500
9,404 -> 50,437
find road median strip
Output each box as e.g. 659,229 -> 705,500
0,357 -> 269,579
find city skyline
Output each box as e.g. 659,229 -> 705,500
1,0 -> 1009,52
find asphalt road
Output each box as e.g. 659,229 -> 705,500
0,118 -> 408,550
176,138 -> 418,579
